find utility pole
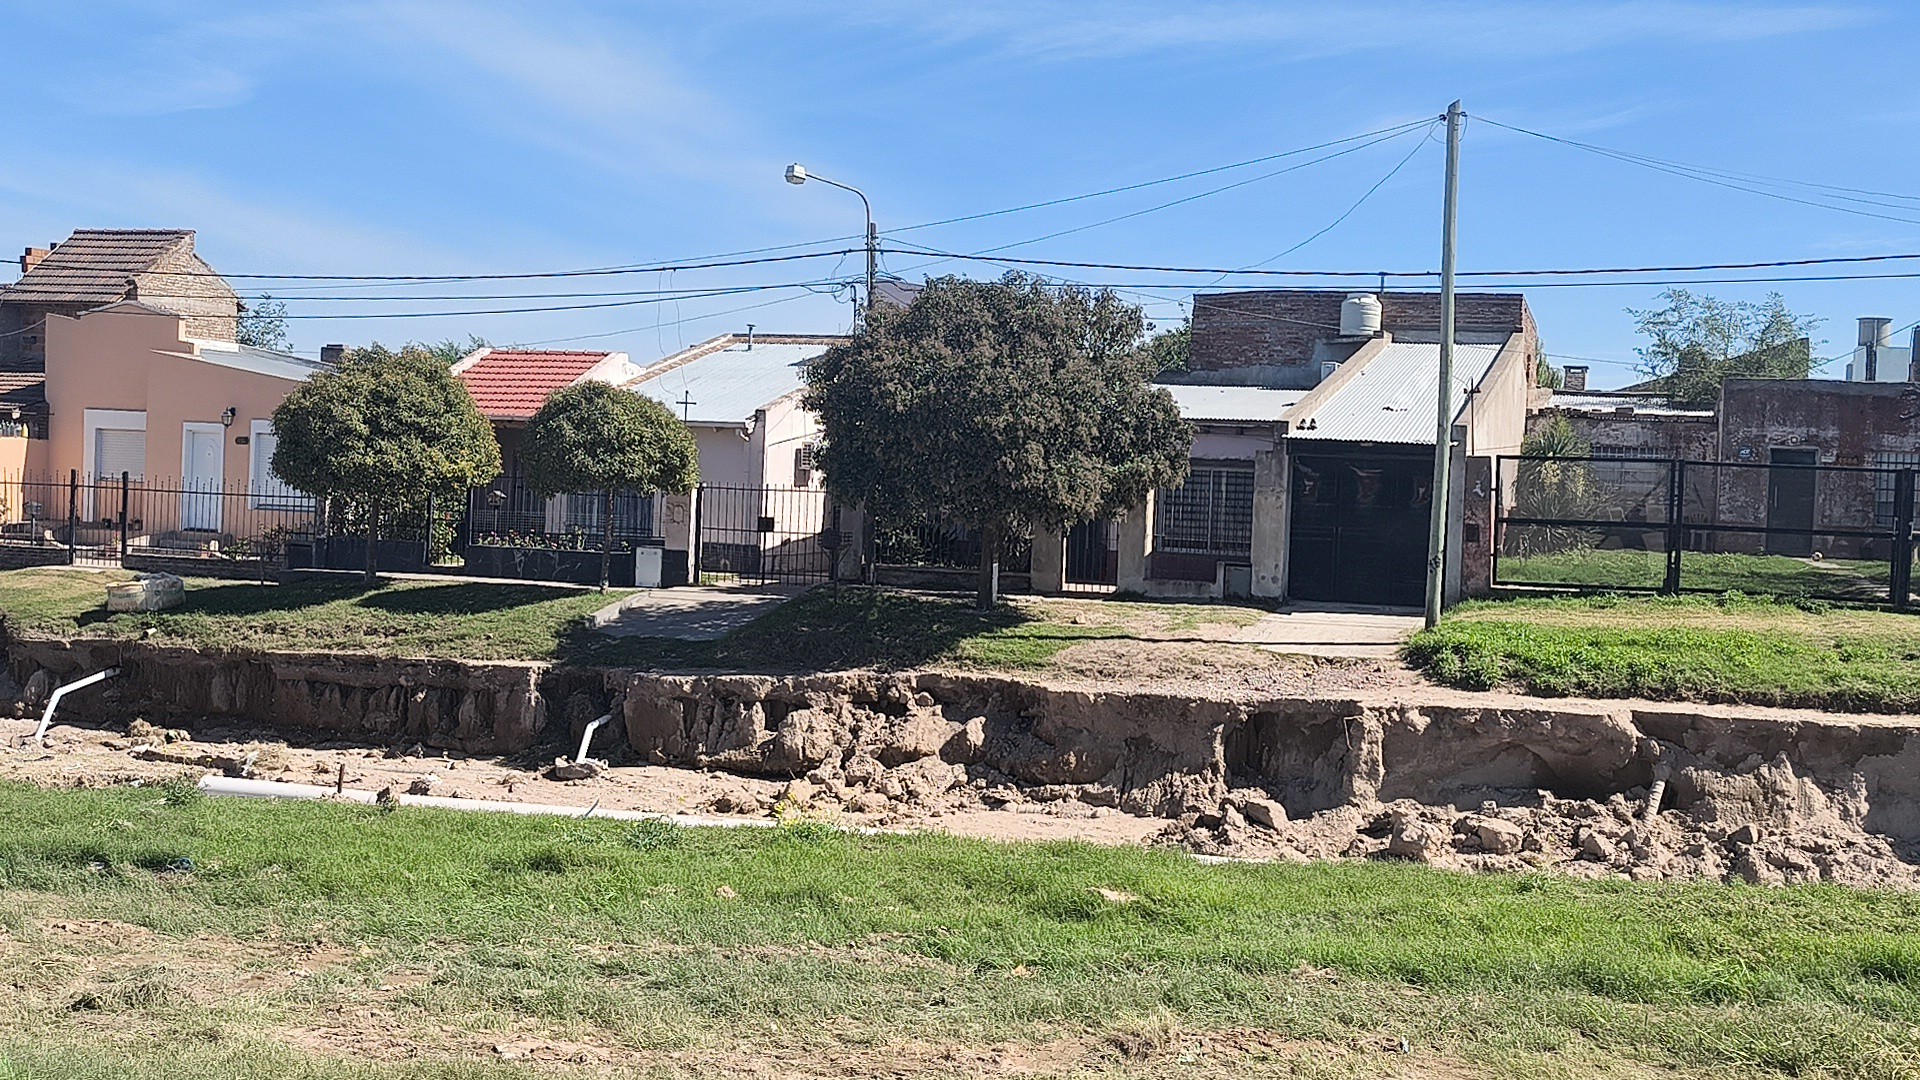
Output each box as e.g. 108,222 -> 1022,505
1424,100 -> 1465,630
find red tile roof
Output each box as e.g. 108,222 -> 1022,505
455,350 -> 612,421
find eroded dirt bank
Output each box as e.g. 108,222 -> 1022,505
616,671 -> 1920,888
9,634 -> 1920,887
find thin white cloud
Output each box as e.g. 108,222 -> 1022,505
843,1 -> 1866,62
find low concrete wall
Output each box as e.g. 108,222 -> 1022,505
7,638 -> 545,754
0,544 -> 70,571
122,552 -> 273,580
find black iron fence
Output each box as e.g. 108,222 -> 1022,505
0,469 -> 323,570
873,514 -> 1034,575
465,473 -> 661,553
695,484 -> 837,585
1495,455 -> 1919,605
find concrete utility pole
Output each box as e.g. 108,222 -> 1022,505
1424,100 -> 1465,630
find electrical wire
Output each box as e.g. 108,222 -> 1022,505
887,117 -> 1439,234
2,247 -> 863,284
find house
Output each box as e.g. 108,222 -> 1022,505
1034,289 -> 1540,607
36,300 -> 323,550
451,347 -> 647,562
2,229 -> 240,372
624,332 -> 847,583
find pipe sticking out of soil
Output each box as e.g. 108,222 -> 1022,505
31,667 -> 118,744
573,712 -> 611,765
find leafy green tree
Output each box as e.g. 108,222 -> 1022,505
420,335 -> 491,366
805,274 -> 1192,608
518,382 -> 699,591
1514,416 -> 1599,556
271,345 -> 501,582
236,296 -> 290,351
1628,290 -> 1820,407
1145,320 -> 1191,374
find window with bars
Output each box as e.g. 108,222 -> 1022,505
1154,464 -> 1255,557
1872,452 -> 1920,530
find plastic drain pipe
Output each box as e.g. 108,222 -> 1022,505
31,667 -> 119,743
574,712 -> 612,764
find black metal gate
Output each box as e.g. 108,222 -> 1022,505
1495,454 -> 1918,606
693,484 -> 835,585
1065,518 -> 1119,587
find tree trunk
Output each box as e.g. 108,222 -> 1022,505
599,490 -> 614,593
976,523 -> 1002,611
364,502 -> 379,586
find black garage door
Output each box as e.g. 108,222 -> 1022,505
1288,449 -> 1432,607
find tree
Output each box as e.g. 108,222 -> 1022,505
804,274 -> 1192,608
1628,290 -> 1820,407
420,335 -> 490,366
236,296 -> 290,351
518,382 -> 699,591
271,345 -> 500,582
1513,416 -> 1599,556
1145,320 -> 1191,374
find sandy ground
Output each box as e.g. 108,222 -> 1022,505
0,714 -> 1170,848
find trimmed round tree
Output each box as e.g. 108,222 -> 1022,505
518,382 -> 699,591
271,344 -> 501,582
804,274 -> 1192,608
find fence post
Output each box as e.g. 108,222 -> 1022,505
118,472 -> 130,562
690,484 -> 704,584
1662,459 -> 1684,595
66,468 -> 78,565
1893,469 -> 1915,609
423,491 -> 435,570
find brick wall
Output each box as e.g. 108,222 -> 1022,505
1189,290 -> 1535,377
139,248 -> 238,342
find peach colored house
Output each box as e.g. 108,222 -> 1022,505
38,301 -> 323,545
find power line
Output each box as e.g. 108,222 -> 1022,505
1204,122 -> 1439,286
1474,115 -> 1920,228
271,282 -> 843,320
2,247 -> 863,285
887,117 -> 1439,234
878,247 -> 1920,279
890,126 -> 1435,278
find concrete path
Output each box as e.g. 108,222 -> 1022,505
1233,603 -> 1423,659
589,583 -> 809,640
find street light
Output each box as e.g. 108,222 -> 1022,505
785,163 -> 875,315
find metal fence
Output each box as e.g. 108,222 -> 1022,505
695,484 -> 837,585
873,514 -> 1034,575
0,469 -> 323,569
465,473 -> 661,553
1495,454 -> 1919,605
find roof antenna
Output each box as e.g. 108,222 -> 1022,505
745,323 -> 755,350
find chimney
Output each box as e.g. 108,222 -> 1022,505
320,344 -> 346,366
1563,365 -> 1588,392
19,247 -> 50,275
745,323 -> 756,350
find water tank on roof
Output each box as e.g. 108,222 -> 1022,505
1340,293 -> 1382,337
1859,316 -> 1894,348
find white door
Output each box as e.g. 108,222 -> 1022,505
181,424 -> 225,532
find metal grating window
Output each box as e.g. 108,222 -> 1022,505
1154,464 -> 1254,557
1872,452 -> 1920,529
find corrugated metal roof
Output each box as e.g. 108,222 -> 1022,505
166,338 -> 329,384
628,341 -> 829,425
1163,384 -> 1304,423
1544,391 -> 1714,418
1288,340 -> 1502,444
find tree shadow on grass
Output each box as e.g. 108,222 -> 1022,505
355,582 -> 590,617
73,579 -> 376,626
560,586 -> 1040,672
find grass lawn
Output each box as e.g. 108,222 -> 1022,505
1407,592 -> 1920,712
1499,549 -> 1892,600
0,568 -> 1259,673
1,782 -> 1918,1078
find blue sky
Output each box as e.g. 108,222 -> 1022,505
7,0 -> 1920,387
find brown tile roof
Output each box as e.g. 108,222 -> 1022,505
0,371 -> 47,417
1,229 -> 199,305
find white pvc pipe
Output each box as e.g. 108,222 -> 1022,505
574,712 -> 612,764
31,667 -> 119,743
195,774 -> 775,829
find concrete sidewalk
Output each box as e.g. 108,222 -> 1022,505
588,583 -> 809,640
1233,603 -> 1423,659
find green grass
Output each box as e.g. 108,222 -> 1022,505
1,782 -> 1918,1078
1407,592 -> 1920,711
0,568 -> 1135,672
1501,549 -> 1892,599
